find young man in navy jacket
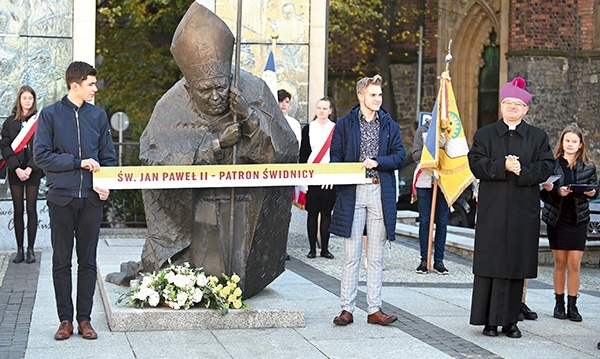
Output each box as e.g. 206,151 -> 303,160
34,61 -> 117,340
330,74 -> 405,326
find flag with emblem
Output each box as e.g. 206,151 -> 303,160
419,71 -> 474,205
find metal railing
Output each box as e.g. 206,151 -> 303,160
101,141 -> 146,228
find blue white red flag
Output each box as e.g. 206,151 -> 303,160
261,51 -> 278,99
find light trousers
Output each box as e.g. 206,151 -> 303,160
339,184 -> 387,314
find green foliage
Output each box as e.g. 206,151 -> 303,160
96,1 -> 194,228
328,0 -> 435,89
327,0 -> 437,121
96,0 -> 191,127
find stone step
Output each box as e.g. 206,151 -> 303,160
395,221 -> 600,267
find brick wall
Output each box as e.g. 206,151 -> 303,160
508,55 -> 600,164
390,62 -> 438,155
510,0 -> 597,51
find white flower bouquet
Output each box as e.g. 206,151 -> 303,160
118,260 -> 247,314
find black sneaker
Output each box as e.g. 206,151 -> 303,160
433,260 -> 449,275
416,260 -> 428,274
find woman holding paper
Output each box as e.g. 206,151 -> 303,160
299,97 -> 336,259
0,86 -> 43,264
541,125 -> 598,322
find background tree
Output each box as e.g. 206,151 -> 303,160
328,0 -> 434,119
96,0 -> 191,226
96,0 -> 189,134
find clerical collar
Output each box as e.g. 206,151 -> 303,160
503,119 -> 521,130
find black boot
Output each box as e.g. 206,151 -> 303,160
26,247 -> 36,263
520,302 -> 538,320
13,247 -> 25,263
567,294 -> 582,322
553,293 -> 567,319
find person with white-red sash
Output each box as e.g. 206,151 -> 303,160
0,85 -> 43,264
299,97 -> 336,259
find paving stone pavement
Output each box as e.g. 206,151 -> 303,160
0,252 -> 40,359
1,214 -> 600,358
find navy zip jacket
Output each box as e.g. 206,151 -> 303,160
34,95 -> 117,198
329,105 -> 406,240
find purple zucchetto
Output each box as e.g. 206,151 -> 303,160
500,77 -> 532,104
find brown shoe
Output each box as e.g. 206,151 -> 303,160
333,310 -> 354,326
367,310 -> 398,325
78,321 -> 98,340
54,321 -> 73,340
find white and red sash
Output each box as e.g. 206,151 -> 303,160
0,111 -> 40,171
292,125 -> 335,210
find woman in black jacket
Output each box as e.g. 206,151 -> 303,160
541,125 -> 598,322
0,86 -> 43,263
299,97 -> 336,259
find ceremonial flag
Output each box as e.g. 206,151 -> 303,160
419,71 -> 474,205
261,50 -> 277,99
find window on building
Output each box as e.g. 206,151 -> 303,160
478,31 -> 500,129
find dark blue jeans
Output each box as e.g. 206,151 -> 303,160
416,187 -> 449,261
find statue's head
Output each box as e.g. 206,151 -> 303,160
171,3 -> 234,116
187,76 -> 231,116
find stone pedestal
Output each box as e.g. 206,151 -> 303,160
97,237 -> 305,331
98,274 -> 305,331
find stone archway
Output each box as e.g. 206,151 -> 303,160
438,0 -> 503,143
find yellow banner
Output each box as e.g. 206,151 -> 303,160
437,71 -> 474,205
93,163 -> 369,190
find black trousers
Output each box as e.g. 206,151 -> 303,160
49,197 -> 102,323
470,275 -> 524,326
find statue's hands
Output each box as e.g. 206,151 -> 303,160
229,86 -> 252,119
218,122 -> 241,148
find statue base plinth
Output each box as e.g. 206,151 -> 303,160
97,237 -> 305,331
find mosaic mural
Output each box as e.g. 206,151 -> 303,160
216,0 -> 310,123
0,0 -> 72,120
0,0 -> 72,199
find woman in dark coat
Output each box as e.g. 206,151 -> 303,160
0,85 -> 43,263
467,78 -> 554,338
299,97 -> 336,259
541,125 -> 597,322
